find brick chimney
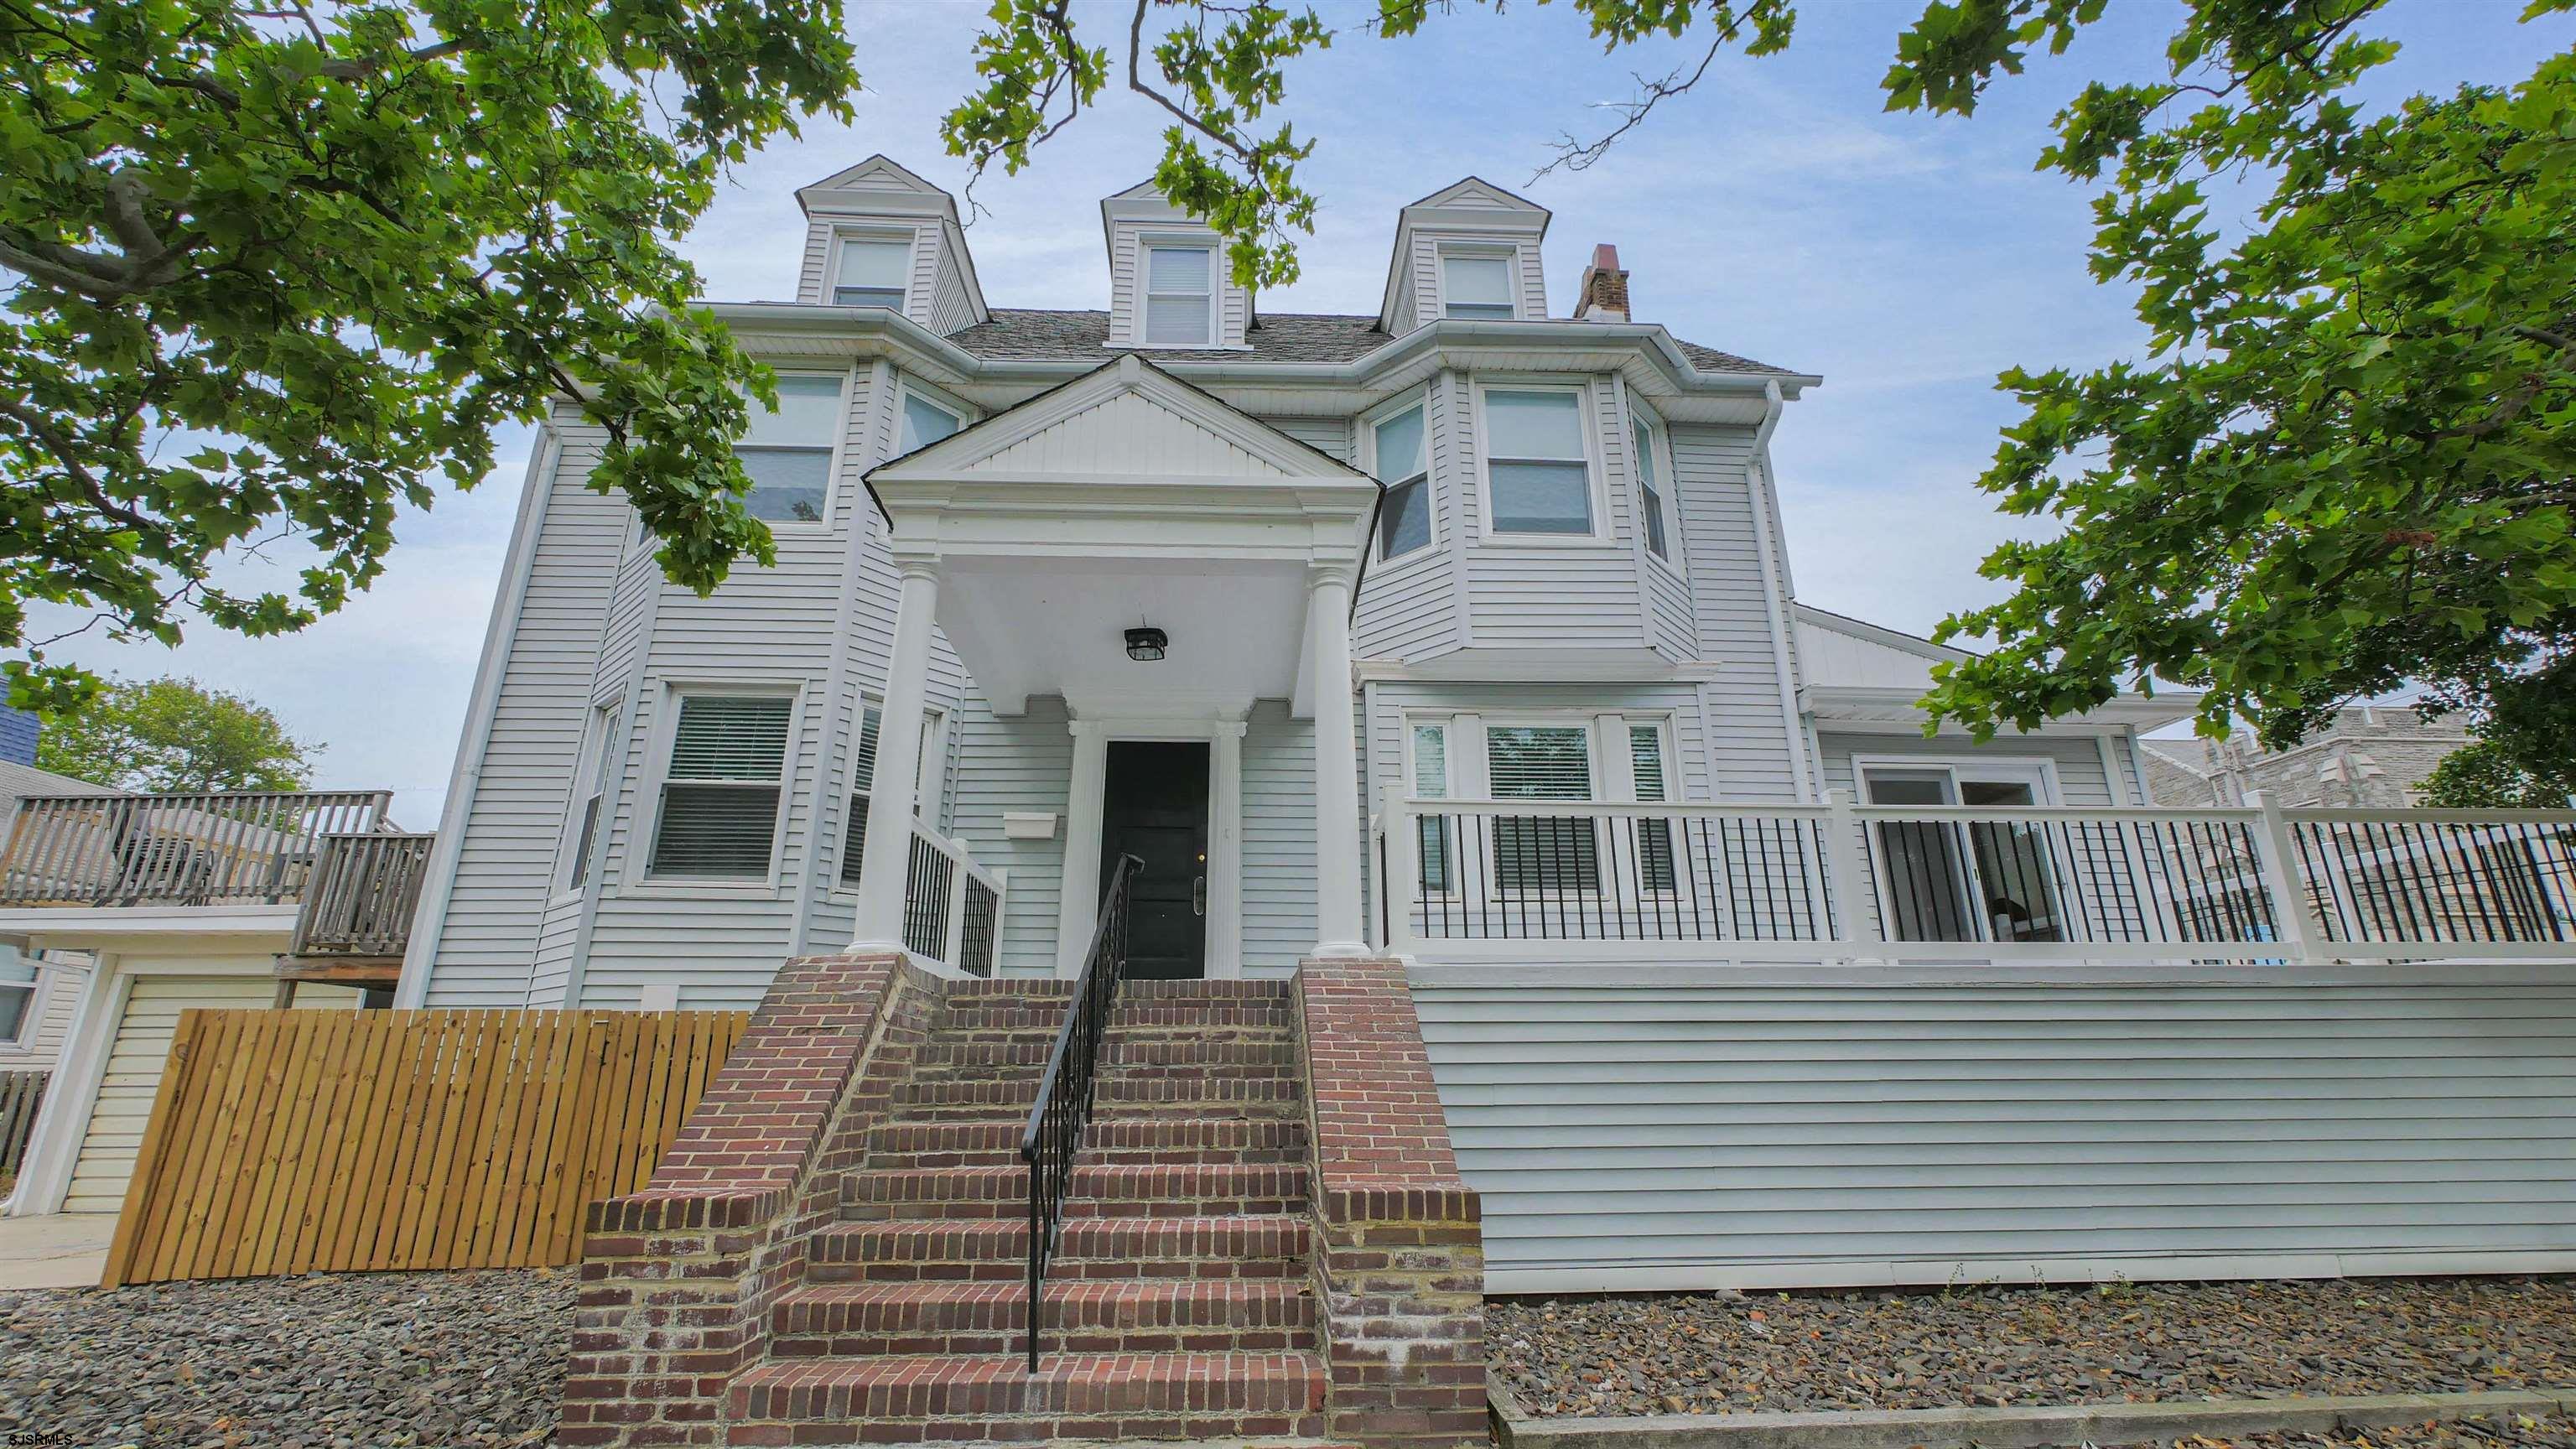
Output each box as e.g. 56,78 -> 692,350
1573,243 -> 1630,322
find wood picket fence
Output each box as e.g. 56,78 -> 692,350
0,1070 -> 48,1181
101,1007 -> 748,1288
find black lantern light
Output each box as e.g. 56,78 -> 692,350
1124,625 -> 1169,662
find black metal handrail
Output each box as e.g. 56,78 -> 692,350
1017,853 -> 1144,1371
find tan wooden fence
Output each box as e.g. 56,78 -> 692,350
101,1007 -> 748,1288
0,1070 -> 47,1181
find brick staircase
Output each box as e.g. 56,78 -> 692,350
730,978 -> 1330,1444
564,953 -> 1483,1449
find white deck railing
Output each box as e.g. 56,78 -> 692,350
902,823 -> 1009,976
1369,787 -> 2576,963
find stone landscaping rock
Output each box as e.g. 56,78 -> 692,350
0,1268 -> 571,1447
1488,1276 -> 2576,1420
2179,1413 -> 2576,1449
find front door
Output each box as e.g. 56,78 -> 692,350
1102,741 -> 1210,979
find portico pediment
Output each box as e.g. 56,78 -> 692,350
867,353 -> 1369,492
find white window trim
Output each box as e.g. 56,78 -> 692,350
828,699 -> 950,897
1137,236 -> 1221,348
627,680 -> 807,897
1435,243 -> 1523,322
739,369 -> 854,531
825,228 -> 919,313
0,951 -> 44,1052
1627,400 -> 1685,576
1851,755 -> 2065,807
1471,377 -> 1612,546
892,376 -> 974,458
1361,388 -> 1436,567
552,699 -> 624,902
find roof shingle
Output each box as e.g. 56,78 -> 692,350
941,308 -> 1797,376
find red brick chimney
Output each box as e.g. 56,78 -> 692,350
1573,243 -> 1630,322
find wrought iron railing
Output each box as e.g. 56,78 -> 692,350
901,823 -> 1008,977
0,791 -> 393,908
1017,853 -> 1143,1370
1370,788 -> 2576,963
285,833 -> 437,958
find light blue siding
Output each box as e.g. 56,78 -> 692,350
1415,969 -> 2576,1291
1242,701 -> 1320,976
948,694 -> 1076,977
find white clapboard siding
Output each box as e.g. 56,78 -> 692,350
1462,378 -> 1648,652
62,971 -> 361,1215
1415,970 -> 2576,1291
948,695 -> 1078,977
1671,422 -> 1800,800
1242,702 -> 1321,976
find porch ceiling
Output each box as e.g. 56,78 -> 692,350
939,553 -> 1312,716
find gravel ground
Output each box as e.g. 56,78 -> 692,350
1489,1276 -> 2576,1418
2181,1415 -> 2576,1449
0,1268 -> 573,1448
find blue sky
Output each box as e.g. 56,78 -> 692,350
24,0 -> 2563,823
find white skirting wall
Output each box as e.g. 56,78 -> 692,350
1410,963 -> 2576,1295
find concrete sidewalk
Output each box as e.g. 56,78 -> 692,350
0,1211 -> 113,1291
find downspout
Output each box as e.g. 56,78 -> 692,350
395,428 -> 561,1009
1742,381 -> 1816,802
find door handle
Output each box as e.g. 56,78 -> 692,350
1192,875 -> 1207,917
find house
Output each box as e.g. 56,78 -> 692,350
0,760 -> 113,1088
0,777 -> 432,1217
2142,704 -> 2475,808
399,161 -> 2576,1446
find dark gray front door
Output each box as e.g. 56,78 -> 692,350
1101,741 -> 1210,980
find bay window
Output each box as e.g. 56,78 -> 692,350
1373,401 -> 1431,561
1631,413 -> 1672,560
1483,387 -> 1595,537
737,375 -> 843,523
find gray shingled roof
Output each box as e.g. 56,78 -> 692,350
943,308 -> 1797,376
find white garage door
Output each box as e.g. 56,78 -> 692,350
62,975 -> 358,1215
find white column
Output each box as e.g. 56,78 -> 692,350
1307,564 -> 1368,957
1054,720 -> 1109,974
1209,718 -> 1246,977
849,559 -> 941,953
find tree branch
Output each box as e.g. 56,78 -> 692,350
1534,18 -> 1742,180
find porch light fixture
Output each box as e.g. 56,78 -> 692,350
1124,626 -> 1169,662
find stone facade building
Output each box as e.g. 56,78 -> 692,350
2140,705 -> 2474,808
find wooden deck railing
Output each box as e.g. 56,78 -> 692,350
287,833 -> 438,958
0,791 -> 392,908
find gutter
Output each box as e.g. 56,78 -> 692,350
395,428 -> 560,1009
1742,380 -> 1818,802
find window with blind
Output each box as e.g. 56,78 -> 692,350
649,694 -> 793,879
1412,722 -> 1453,891
1374,402 -> 1431,560
1631,415 -> 1671,559
833,236 -> 910,309
898,390 -> 962,454
1631,723 -> 1678,892
1483,388 -> 1594,536
1488,724 -> 1599,892
1441,253 -> 1515,319
1144,245 -> 1215,345
738,375 -> 842,523
839,705 -> 882,886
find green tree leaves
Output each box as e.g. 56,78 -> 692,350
1,0 -> 859,713
35,673 -> 318,792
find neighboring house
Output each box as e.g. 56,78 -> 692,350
402,158 -> 2576,1306
0,707 -> 36,767
0,760 -> 113,1084
0,777 -> 432,1216
2142,704 -> 2475,808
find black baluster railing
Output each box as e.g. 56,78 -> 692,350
1017,853 -> 1144,1372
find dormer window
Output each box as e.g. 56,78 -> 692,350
1143,243 -> 1216,345
832,236 -> 911,309
1441,252 -> 1516,320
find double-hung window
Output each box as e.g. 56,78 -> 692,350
737,375 -> 842,523
1483,388 -> 1594,537
1488,724 -> 1600,893
897,388 -> 962,454
1441,252 -> 1516,319
649,693 -> 793,880
564,702 -> 617,892
833,236 -> 910,309
1143,244 -> 1216,345
1631,414 -> 1672,560
1410,722 -> 1454,892
1373,402 -> 1431,561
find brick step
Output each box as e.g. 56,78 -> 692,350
891,1072 -> 1303,1117
936,999 -> 1299,1034
725,1350 -> 1328,1442
769,1279 -> 1318,1357
941,979 -> 1293,1003
864,1117 -> 1306,1169
842,1163 -> 1310,1220
804,1216 -> 1311,1284
914,1036 -> 1296,1073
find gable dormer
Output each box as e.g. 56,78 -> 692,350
1379,178 -> 1551,335
1101,182 -> 1251,351
795,155 -> 988,332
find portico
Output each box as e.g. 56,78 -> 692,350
846,354 -> 1383,972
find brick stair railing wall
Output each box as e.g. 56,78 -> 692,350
1293,958 -> 1488,1449
560,953 -> 936,1447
